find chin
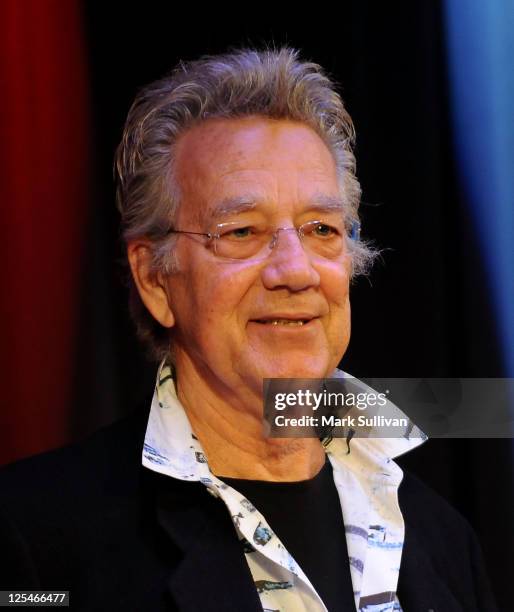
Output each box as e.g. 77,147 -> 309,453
257,356 -> 331,380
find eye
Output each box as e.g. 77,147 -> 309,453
231,226 -> 252,238
312,222 -> 339,238
219,225 -> 256,241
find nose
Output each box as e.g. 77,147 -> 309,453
261,228 -> 321,291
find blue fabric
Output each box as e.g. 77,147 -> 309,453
444,0 -> 514,377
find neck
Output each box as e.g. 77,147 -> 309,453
174,354 -> 325,481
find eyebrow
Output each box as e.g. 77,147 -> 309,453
211,196 -> 259,219
307,194 -> 346,214
205,193 -> 346,224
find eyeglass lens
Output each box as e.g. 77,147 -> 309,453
212,220 -> 350,261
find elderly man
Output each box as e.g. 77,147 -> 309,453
0,48 -> 496,611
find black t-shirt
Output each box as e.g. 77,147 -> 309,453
221,458 -> 356,611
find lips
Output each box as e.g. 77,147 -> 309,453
250,314 -> 318,326
256,319 -> 308,326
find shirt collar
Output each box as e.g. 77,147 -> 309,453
142,360 -> 426,483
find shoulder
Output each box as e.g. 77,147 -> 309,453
398,467 -> 480,549
0,405 -> 149,504
398,468 -> 498,611
0,404 -> 202,610
398,467 -> 483,561
0,403 -> 160,547
0,405 -> 162,592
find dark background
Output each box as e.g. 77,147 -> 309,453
1,1 -> 512,608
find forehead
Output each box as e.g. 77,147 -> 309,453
173,117 -> 340,222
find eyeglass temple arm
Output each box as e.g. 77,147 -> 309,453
165,229 -> 213,238
349,220 -> 361,241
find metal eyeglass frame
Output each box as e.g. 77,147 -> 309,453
164,219 -> 361,258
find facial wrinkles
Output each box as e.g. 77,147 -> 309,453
168,118 -> 351,393
174,211 -> 347,333
176,119 -> 338,215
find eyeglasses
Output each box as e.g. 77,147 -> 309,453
165,219 -> 361,262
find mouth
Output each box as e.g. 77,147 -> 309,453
254,318 -> 311,326
250,314 -> 319,328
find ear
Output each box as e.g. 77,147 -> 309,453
127,240 -> 175,328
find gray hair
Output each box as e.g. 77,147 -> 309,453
115,47 -> 376,360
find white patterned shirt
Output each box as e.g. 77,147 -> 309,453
142,361 -> 426,611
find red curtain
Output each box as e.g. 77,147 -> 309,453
0,0 -> 90,465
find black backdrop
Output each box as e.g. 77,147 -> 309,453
76,2 -> 513,607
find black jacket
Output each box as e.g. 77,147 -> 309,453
0,407 -> 497,611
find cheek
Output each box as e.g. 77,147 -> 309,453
321,260 -> 351,307
187,262 -> 258,326
320,264 -> 351,347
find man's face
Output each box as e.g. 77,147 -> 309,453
164,117 -> 352,398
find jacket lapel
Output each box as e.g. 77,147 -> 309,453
154,476 -> 263,612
